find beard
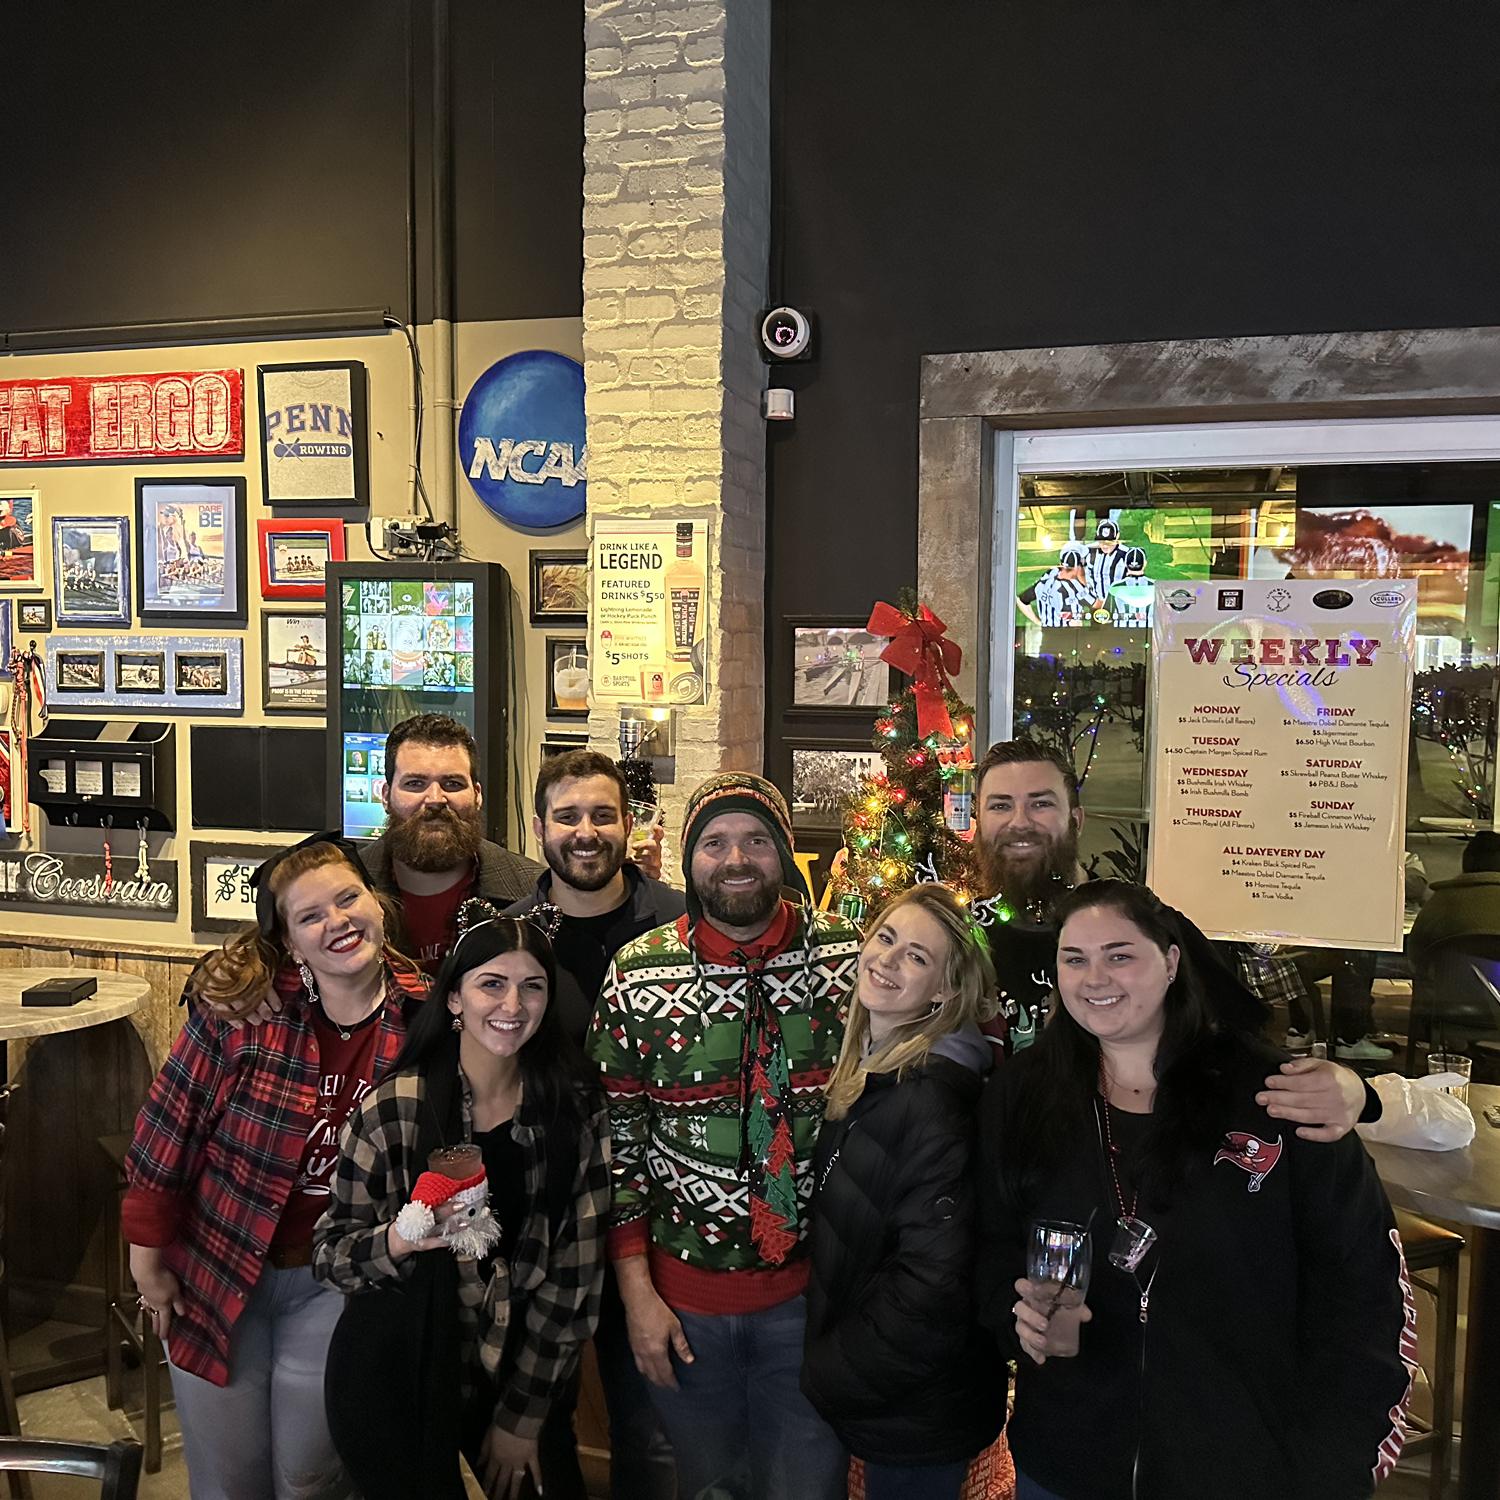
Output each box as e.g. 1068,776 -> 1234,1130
384,803 -> 484,872
974,821 -> 1080,914
543,828 -> 628,893
696,864 -> 783,929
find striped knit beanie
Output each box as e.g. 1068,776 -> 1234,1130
680,772 -> 808,923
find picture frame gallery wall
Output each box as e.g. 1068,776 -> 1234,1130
0,335 -> 407,956
0,324 -> 590,955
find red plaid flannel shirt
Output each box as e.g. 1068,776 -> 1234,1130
123,959 -> 427,1386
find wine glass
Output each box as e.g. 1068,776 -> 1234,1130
1028,1217 -> 1093,1314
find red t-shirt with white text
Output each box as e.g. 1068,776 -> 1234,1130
269,1006 -> 383,1251
400,866 -> 476,973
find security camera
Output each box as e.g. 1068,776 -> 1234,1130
759,306 -> 815,362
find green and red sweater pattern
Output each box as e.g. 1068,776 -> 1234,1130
588,906 -> 859,1314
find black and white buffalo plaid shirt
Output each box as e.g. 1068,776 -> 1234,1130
313,1068 -> 609,1441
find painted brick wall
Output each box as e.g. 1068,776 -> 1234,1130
582,0 -> 770,871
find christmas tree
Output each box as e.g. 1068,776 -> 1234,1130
830,596 -> 980,921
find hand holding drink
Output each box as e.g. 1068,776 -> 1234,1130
1015,1218 -> 1094,1363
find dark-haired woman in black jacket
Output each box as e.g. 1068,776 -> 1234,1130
802,885 -> 1005,1500
976,880 -> 1415,1500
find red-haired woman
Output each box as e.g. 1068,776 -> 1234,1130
124,836 -> 427,1500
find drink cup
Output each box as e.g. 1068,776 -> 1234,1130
428,1144 -> 483,1181
1428,1052 -> 1473,1106
629,800 -> 662,855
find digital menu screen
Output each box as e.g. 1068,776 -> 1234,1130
338,576 -> 479,838
342,732 -> 389,838
341,577 -> 475,692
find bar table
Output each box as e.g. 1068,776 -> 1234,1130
1366,1083 -> 1500,1499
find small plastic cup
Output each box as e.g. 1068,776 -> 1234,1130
1428,1052 -> 1473,1107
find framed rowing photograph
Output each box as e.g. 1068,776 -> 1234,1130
44,635 -> 245,713
175,650 -> 230,696
53,516 -> 131,627
788,616 -> 893,712
135,478 -> 247,625
257,361 -> 369,506
114,650 -> 166,695
0,492 -> 39,591
55,649 -> 106,694
262,611 -> 328,714
16,598 -> 51,633
256,516 -> 345,601
787,738 -> 884,830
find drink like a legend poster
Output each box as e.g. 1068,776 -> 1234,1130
1147,579 -> 1416,950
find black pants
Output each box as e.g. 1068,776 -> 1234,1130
1290,948 -> 1378,1044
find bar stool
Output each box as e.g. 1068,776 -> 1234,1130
1396,1208 -> 1463,1500
97,1136 -> 168,1475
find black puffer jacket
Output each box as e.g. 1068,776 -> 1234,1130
802,1027 -> 1004,1467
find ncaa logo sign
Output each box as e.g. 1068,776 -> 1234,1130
460,350 -> 587,527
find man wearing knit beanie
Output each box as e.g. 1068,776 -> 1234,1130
589,771 -> 856,1500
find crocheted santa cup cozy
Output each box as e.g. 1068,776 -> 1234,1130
393,1167 -> 487,1244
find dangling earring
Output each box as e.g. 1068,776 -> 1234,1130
451,1011 -> 464,1032
927,1001 -> 942,1017
297,959 -> 319,1002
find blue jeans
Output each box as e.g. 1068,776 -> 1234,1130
647,1294 -> 847,1500
1015,1472 -> 1066,1500
864,1458 -> 969,1498
168,1264 -> 350,1500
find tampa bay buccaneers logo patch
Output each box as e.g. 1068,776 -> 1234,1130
1213,1132 -> 1283,1193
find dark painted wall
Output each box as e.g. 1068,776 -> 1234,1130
765,0 -> 1500,778
2,0 -> 581,336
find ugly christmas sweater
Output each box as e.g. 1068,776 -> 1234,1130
588,901 -> 859,1316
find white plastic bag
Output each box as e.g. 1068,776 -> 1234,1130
1355,1073 -> 1476,1151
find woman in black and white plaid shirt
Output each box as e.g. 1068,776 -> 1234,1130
315,901 -> 609,1500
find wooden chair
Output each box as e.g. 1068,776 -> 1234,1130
97,1136 -> 168,1474
0,1438 -> 140,1499
1396,1209 -> 1464,1500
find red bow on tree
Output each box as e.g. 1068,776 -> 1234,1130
867,600 -> 963,740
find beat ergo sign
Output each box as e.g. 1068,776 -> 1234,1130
458,350 -> 587,528
0,370 -> 245,462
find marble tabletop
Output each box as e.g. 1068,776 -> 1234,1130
0,969 -> 148,1042
1365,1083 -> 1500,1232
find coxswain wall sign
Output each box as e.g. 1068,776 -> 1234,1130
0,372 -> 244,462
458,351 -> 586,528
0,851 -> 176,914
1146,579 -> 1415,950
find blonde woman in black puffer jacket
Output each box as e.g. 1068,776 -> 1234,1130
802,884 -> 1004,1500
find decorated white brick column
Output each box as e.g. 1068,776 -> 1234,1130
582,0 -> 771,863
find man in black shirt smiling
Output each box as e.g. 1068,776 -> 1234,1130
506,750 -> 685,1043
505,749 -> 683,1500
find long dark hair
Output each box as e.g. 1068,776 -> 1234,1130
1008,880 -> 1250,1209
396,911 -> 596,1128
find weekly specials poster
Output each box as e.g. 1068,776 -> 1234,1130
1146,579 -> 1415,949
